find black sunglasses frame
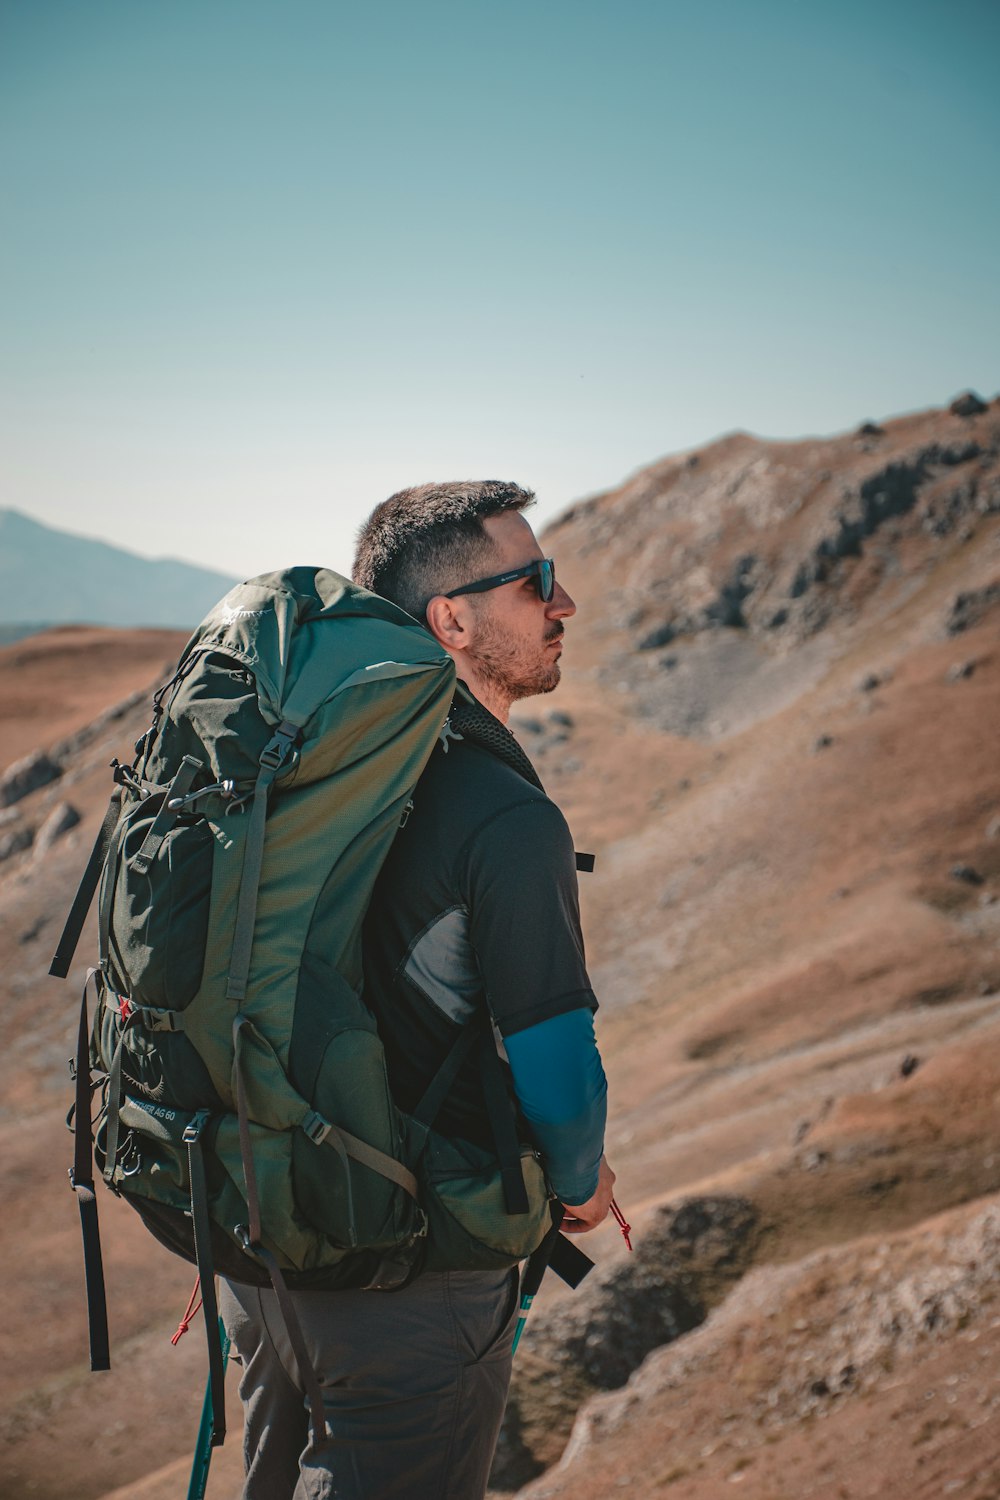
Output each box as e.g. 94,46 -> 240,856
444,557 -> 556,604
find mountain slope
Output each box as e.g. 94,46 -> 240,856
0,395 -> 998,1500
0,508 -> 239,629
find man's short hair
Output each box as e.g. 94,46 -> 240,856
352,480 -> 535,620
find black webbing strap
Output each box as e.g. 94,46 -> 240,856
478,1029 -> 530,1216
547,1230 -> 595,1289
129,754 -> 202,875
409,1020 -> 481,1132
575,851 -> 596,873
520,1202 -> 594,1297
232,1017 -> 327,1453
70,969 -> 110,1370
183,1111 -> 226,1448
226,723 -> 300,1003
49,790 -> 123,979
102,1009 -> 139,1185
519,1203 -> 566,1306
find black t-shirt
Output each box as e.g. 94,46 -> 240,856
362,724 -> 596,1145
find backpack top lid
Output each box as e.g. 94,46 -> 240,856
183,567 -> 453,735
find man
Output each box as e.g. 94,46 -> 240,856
220,481 -> 613,1500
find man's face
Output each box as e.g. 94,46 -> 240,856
463,512 -> 577,703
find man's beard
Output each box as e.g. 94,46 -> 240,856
471,617 -> 563,704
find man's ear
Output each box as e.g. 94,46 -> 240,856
424,594 -> 472,654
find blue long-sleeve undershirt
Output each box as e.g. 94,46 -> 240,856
504,1006 -> 607,1204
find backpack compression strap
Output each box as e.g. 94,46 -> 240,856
69,969 -> 110,1371
49,788 -> 124,979
231,1015 -> 329,1452
226,722 -> 301,1003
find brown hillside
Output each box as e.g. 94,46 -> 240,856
1,396 -> 999,1499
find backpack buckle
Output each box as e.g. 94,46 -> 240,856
301,1111 -> 332,1146
182,1109 -> 211,1145
259,721 -> 301,772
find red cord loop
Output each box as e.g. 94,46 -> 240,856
610,1197 -> 632,1251
171,1276 -> 203,1345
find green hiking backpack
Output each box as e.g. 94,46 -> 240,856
51,566 -> 582,1453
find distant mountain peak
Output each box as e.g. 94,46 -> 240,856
0,508 -> 240,631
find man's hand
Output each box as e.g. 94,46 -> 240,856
560,1155 -> 616,1233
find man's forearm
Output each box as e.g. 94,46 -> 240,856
503,1007 -> 607,1202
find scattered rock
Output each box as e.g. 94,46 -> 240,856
804,1149 -> 831,1172
980,891 -> 998,907
813,733 -> 834,752
785,443 -> 986,633
945,660 -> 976,682
946,580 -> 1000,634
767,607 -> 789,629
950,864 -> 984,886
638,623 -> 676,651
949,391 -> 988,417
0,824 -> 33,862
793,1119 -> 812,1144
33,801 -> 81,857
900,1054 -> 920,1078
659,654 -> 679,671
703,555 -> 760,630
859,672 -> 882,692
856,421 -> 884,437
0,750 -> 62,808
493,1197 -> 760,1488
549,711 -> 574,729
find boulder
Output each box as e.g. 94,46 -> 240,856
0,823 -> 33,862
946,581 -> 1000,634
34,801 -> 81,857
949,391 -> 988,417
0,750 -> 62,808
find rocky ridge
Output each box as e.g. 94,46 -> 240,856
1,397 -> 998,1500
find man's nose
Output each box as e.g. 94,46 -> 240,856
546,582 -> 576,619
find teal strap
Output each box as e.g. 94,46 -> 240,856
186,1319 -> 231,1500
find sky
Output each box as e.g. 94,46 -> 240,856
2,0 -> 998,580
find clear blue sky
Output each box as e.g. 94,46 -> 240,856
2,0 -> 997,578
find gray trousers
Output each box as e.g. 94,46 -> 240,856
218,1268 -> 518,1500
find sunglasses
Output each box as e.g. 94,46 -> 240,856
444,557 -> 556,604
